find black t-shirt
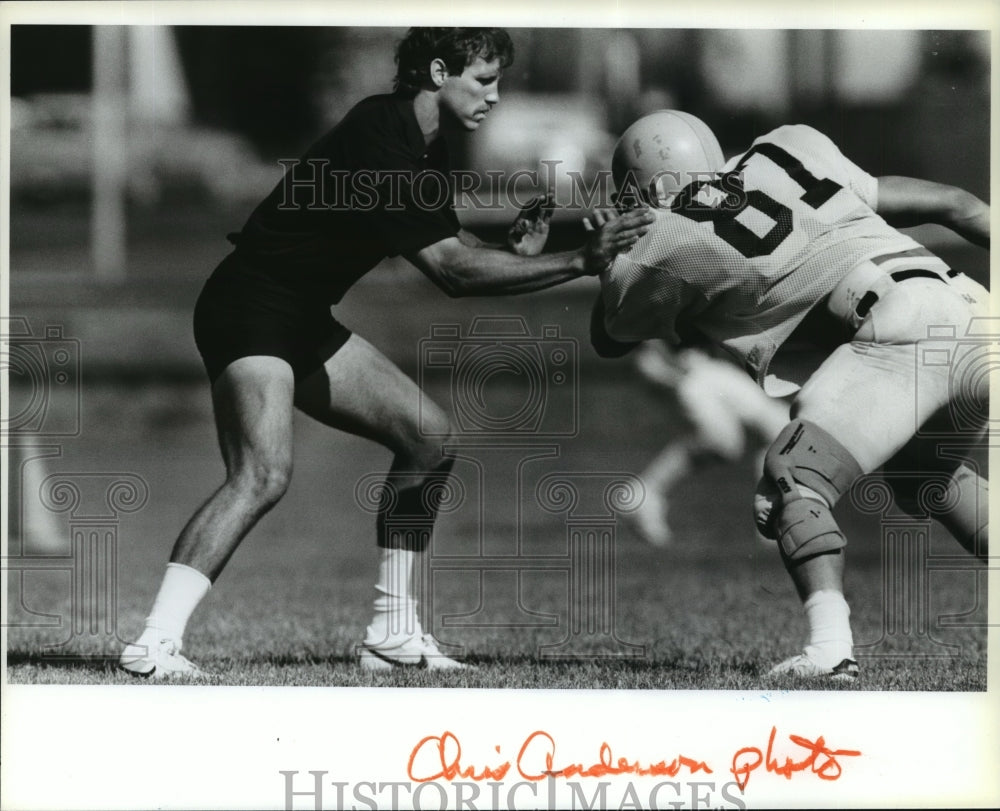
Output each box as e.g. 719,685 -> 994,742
228,93 -> 461,304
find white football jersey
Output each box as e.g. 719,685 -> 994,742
601,125 -> 948,384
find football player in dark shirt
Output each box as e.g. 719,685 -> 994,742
120,27 -> 653,676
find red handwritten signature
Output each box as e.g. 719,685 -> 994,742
730,726 -> 862,791
407,730 -> 713,783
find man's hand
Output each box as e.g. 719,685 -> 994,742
508,193 -> 555,256
582,208 -> 655,274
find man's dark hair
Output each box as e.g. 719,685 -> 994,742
394,28 -> 514,95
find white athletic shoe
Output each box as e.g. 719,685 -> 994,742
119,637 -> 205,680
768,651 -> 859,681
359,630 -> 469,670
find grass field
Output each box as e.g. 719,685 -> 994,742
5,369 -> 989,691
5,219 -> 992,692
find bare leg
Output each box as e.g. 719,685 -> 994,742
172,356 -> 296,580
121,355 -> 296,677
633,442 -> 692,545
9,445 -> 62,553
635,352 -> 751,546
884,409 -> 989,560
942,465 -> 989,558
780,542 -> 844,602
294,335 -> 464,667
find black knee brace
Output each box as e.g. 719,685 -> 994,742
377,456 -> 456,552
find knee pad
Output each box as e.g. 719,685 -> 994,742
774,497 -> 846,561
753,478 -> 846,558
764,420 -> 863,506
759,420 -> 863,560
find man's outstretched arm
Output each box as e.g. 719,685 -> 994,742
876,175 -> 989,249
407,208 -> 654,297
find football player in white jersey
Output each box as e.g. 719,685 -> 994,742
590,110 -> 990,680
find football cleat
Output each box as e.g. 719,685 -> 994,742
119,637 -> 205,680
768,652 -> 859,681
359,632 -> 470,671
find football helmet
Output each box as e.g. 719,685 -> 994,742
611,110 -> 724,206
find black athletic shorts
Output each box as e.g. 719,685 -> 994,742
193,252 -> 352,384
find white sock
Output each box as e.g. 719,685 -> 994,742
802,589 -> 853,667
139,563 -> 211,647
368,548 -> 419,639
